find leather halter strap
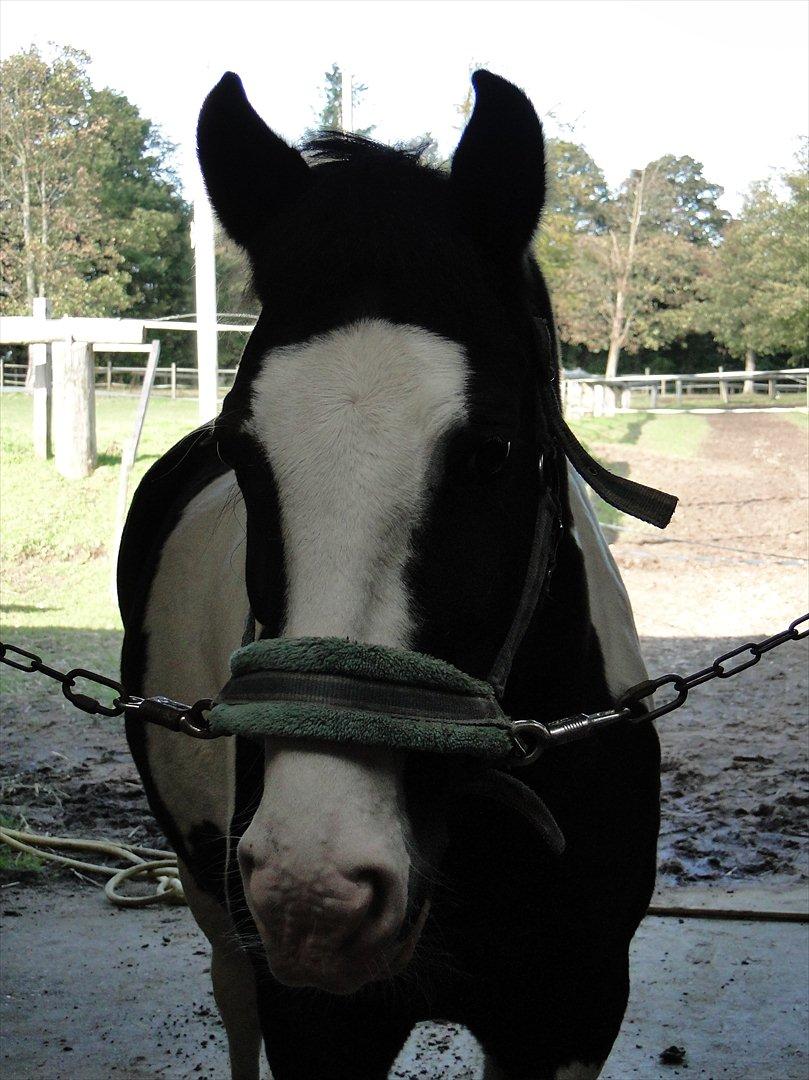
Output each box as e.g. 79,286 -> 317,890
485,318 -> 676,701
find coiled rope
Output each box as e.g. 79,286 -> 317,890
0,826 -> 185,907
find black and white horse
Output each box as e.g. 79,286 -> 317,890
118,70 -> 660,1080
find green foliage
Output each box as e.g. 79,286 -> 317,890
313,63 -> 374,138
535,139 -> 610,284
546,157 -> 726,373
86,88 -> 192,322
628,154 -> 730,245
0,44 -> 192,328
703,147 -> 809,362
0,817 -> 43,872
0,45 -> 131,315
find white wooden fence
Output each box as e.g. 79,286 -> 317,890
0,307 -> 254,479
562,368 -> 809,417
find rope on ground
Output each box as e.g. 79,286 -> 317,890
0,826 -> 185,908
3,828 -> 808,925
647,903 -> 808,924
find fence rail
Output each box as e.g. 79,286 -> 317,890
562,368 -> 809,416
3,358 -> 808,413
0,361 -> 240,397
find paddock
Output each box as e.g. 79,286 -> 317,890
2,400 -> 806,1078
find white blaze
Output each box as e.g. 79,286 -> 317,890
248,318 -> 468,645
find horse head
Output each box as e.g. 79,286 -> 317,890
197,69 -> 555,994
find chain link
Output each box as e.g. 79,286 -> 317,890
3,612 -> 807,754
509,612 -> 808,765
0,642 -> 219,739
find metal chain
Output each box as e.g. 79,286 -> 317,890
0,642 -> 218,740
510,612 -> 809,764
2,611 -> 808,756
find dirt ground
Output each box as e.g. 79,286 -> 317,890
1,411 -> 807,1078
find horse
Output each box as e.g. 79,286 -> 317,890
118,69 -> 665,1080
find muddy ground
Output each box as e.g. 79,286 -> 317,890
1,411 -> 807,1078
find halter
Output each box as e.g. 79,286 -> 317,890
208,318 -> 677,776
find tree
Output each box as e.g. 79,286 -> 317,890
0,45 -> 130,315
549,154 -> 725,376
313,63 -> 374,137
87,87 -> 192,322
0,44 -> 192,329
704,148 -> 809,368
629,154 -> 729,246
534,139 -> 610,283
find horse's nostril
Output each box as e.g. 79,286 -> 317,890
345,866 -> 402,950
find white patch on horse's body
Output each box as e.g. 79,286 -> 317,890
248,318 -> 468,646
566,465 -> 648,697
142,471 -> 247,844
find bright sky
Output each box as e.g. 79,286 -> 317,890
2,0 -> 807,215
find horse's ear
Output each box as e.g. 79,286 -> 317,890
197,72 -> 310,250
451,70 -> 545,262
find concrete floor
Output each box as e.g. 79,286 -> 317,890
1,883 -> 806,1079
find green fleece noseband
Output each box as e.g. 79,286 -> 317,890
208,636 -> 516,760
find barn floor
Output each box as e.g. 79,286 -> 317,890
1,880 -> 806,1079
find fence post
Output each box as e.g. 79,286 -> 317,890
52,335 -> 97,479
30,297 -> 52,459
675,377 -> 683,405
650,383 -> 658,409
171,362 -> 177,400
718,366 -> 729,405
106,359 -> 112,391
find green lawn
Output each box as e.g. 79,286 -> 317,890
569,410 -> 709,459
1,393 -> 200,682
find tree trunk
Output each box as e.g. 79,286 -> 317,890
20,156 -> 35,306
744,348 -> 757,396
605,289 -> 625,380
604,169 -> 647,379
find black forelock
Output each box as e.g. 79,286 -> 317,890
302,130 -> 435,171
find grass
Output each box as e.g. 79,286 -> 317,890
569,410 -> 709,459
780,410 -> 809,432
566,411 -> 709,529
0,396 -> 707,656
1,393 -> 200,680
0,814 -> 44,872
626,391 -> 807,411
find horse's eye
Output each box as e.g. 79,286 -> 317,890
468,436 -> 511,479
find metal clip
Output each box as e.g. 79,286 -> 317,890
510,707 -> 631,766
121,695 -> 222,740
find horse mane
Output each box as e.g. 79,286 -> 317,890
301,131 -> 437,171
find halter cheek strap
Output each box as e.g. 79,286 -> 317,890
486,319 -> 676,701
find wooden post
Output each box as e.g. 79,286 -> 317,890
650,384 -> 658,408
675,377 -> 683,405
171,362 -> 177,400
110,341 -> 161,593
30,297 -> 52,459
192,184 -> 219,422
768,374 -> 776,400
718,366 -> 729,405
106,359 -> 112,391
52,337 -> 97,479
